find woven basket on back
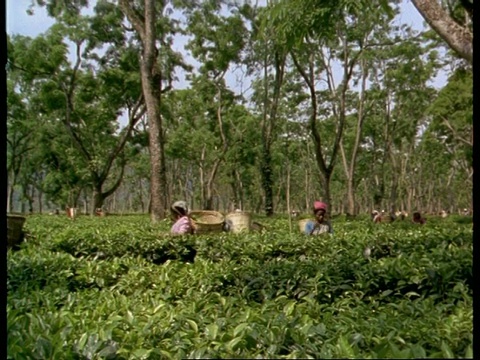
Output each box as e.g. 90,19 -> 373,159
190,210 -> 225,234
298,218 -> 313,233
225,211 -> 251,233
7,214 -> 26,248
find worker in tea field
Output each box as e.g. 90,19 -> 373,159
412,211 -> 426,224
170,200 -> 196,235
304,201 -> 333,235
372,210 -> 382,223
372,210 -> 395,223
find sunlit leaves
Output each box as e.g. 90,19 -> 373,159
7,215 -> 472,358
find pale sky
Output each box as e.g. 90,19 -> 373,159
6,0 -> 430,39
6,0 -> 447,92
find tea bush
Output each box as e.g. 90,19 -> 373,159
7,214 -> 472,359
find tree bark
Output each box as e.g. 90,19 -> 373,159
260,49 -> 285,216
340,58 -> 368,215
119,0 -> 167,222
411,0 -> 472,63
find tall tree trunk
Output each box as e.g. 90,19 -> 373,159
138,178 -> 145,213
292,29 -> 357,215
199,146 -> 206,208
321,172 -> 333,215
260,49 -> 285,216
204,85 -> 228,211
22,185 -> 34,214
237,171 -> 244,211
260,145 -> 274,216
92,188 -> 105,213
7,181 -> 14,213
142,62 -> 167,221
286,162 -> 292,232
119,0 -> 167,222
339,54 -> 368,216
37,188 -> 43,214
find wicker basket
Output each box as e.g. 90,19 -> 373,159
225,211 -> 251,233
190,210 -> 225,234
298,218 -> 313,233
7,214 -> 26,248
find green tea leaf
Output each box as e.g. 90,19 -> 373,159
441,341 -> 454,359
77,333 -> 88,351
283,301 -> 296,316
226,336 -> 243,352
405,291 -> 421,298
337,335 -> 355,358
186,319 -> 198,333
465,344 -> 473,358
126,310 -> 134,324
233,323 -> 249,337
132,348 -> 152,359
206,323 -> 218,340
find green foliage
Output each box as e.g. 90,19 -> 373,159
427,68 -> 472,140
262,0 -> 395,48
8,215 -> 472,359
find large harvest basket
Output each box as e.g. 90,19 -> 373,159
225,211 -> 251,233
298,218 -> 313,233
190,210 -> 225,234
7,214 -> 26,248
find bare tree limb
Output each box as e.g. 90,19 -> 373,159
411,0 -> 472,63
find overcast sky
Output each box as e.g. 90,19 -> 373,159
6,0 -> 447,93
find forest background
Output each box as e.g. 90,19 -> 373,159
6,0 -> 473,219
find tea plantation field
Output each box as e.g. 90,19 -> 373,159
7,214 -> 473,359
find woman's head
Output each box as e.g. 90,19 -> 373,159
313,201 -> 327,221
171,200 -> 189,218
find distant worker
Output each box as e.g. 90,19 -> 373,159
304,201 -> 333,235
412,211 -> 426,225
170,200 -> 195,235
95,208 -> 107,217
395,210 -> 408,220
372,209 -> 395,223
372,210 -> 382,223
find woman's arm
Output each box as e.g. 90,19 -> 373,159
304,221 -> 315,235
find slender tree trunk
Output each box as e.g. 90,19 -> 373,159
229,170 -> 240,211
37,189 -> 42,214
199,146 -> 206,208
286,161 -> 292,232
260,49 -> 285,216
236,170 -> 244,211
7,181 -> 14,213
304,168 -> 309,212
204,86 -> 228,210
138,178 -> 145,213
340,58 -> 368,216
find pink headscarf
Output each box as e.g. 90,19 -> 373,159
314,201 -> 327,211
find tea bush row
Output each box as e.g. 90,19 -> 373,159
7,214 -> 472,359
